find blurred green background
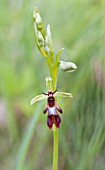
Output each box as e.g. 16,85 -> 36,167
0,0 -> 105,170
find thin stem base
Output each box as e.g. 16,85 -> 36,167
52,125 -> 58,170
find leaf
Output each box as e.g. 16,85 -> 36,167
14,103 -> 44,170
56,48 -> 64,63
30,94 -> 47,105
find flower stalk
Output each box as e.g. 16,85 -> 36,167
53,126 -> 58,170
31,7 -> 77,170
46,77 -> 58,170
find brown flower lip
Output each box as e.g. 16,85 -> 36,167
47,114 -> 61,129
43,90 -> 63,129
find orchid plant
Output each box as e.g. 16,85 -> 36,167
31,7 -> 77,170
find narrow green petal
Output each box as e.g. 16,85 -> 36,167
54,92 -> 73,98
30,94 -> 47,105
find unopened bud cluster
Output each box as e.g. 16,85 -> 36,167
33,7 -> 53,56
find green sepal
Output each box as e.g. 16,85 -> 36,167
30,94 -> 47,105
54,92 -> 73,98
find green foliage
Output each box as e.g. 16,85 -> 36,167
0,0 -> 105,170
14,103 -> 44,170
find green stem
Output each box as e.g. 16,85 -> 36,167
45,76 -> 59,170
51,69 -> 58,170
53,126 -> 58,170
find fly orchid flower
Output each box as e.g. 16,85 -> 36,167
30,90 -> 73,129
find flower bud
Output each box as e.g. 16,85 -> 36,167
33,7 -> 46,39
45,24 -> 53,54
47,24 -> 51,38
37,31 -> 44,40
60,61 -> 77,72
33,7 -> 42,24
36,13 -> 42,24
45,36 -> 50,52
37,31 -> 44,46
33,7 -> 39,20
45,45 -> 50,53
